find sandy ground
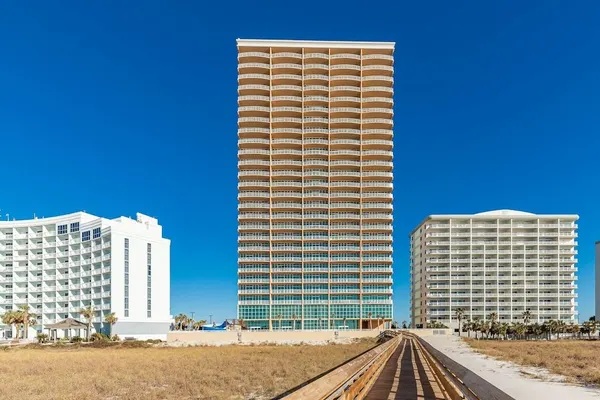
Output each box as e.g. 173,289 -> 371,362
423,335 -> 600,399
167,336 -> 362,347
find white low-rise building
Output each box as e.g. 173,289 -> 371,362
410,210 -> 578,328
0,211 -> 170,340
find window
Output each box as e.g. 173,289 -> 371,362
70,222 -> 80,233
147,243 -> 152,318
82,231 -> 90,242
57,225 -> 68,235
92,228 -> 101,239
124,238 -> 129,317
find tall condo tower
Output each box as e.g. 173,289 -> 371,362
410,210 -> 578,329
237,39 -> 394,330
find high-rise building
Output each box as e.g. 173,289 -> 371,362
410,210 -> 578,328
595,241 -> 600,319
237,39 -> 394,330
0,212 -> 170,340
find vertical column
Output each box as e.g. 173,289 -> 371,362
300,47 -> 305,330
268,46 -> 274,331
359,48 -> 363,330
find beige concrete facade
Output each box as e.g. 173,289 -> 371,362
237,39 -> 394,331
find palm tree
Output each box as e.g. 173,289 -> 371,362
79,305 -> 96,341
522,310 -> 532,325
376,315 -> 381,331
291,313 -> 297,330
342,317 -> 347,329
18,305 -> 33,339
174,313 -> 187,330
330,313 -> 335,329
401,320 -> 407,329
104,313 -> 118,337
472,317 -> 481,339
1,311 -> 20,340
368,312 -> 372,330
318,317 -> 322,330
276,314 -> 282,330
455,308 -> 465,337
514,322 -> 526,340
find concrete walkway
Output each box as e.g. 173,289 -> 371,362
423,335 -> 600,399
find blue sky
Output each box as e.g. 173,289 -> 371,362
1,1 -> 599,323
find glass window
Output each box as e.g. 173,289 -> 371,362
92,228 -> 101,239
70,222 -> 80,233
82,231 -> 90,242
57,225 -> 68,235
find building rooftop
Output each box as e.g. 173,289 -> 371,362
236,38 -> 395,50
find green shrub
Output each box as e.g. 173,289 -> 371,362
111,334 -> 120,342
36,333 -> 49,344
71,336 -> 83,343
90,333 -> 109,342
145,339 -> 163,344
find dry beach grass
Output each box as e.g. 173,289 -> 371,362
465,338 -> 600,385
0,339 -> 377,400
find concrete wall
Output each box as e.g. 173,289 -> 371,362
167,328 -> 453,345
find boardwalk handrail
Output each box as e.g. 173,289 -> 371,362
280,333 -> 401,400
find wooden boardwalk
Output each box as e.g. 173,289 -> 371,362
365,337 -> 449,400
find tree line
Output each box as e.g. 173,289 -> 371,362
454,308 -> 598,340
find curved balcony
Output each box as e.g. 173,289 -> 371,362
238,117 -> 269,129
304,117 -> 329,127
272,74 -> 302,85
304,96 -> 329,105
272,181 -> 302,188
238,51 -> 270,60
303,138 -> 329,147
271,63 -> 302,73
303,159 -> 329,167
330,76 -> 361,86
271,159 -> 303,167
238,159 -> 270,167
272,96 -> 302,107
304,63 -> 329,73
272,170 -> 302,177
362,170 -> 393,178
238,191 -> 269,199
330,118 -> 360,128
304,149 -> 329,157
362,86 -> 394,96
330,86 -> 361,95
330,160 -> 361,168
330,149 -> 360,157
330,181 -> 360,188
238,213 -> 270,220
271,191 -> 303,199
331,128 -> 360,135
272,51 -> 302,58
238,170 -> 270,178
304,85 -> 329,95
272,202 -> 303,210
272,106 -> 302,117
272,118 -> 302,129
330,191 -> 360,199
362,64 -> 394,75
238,95 -> 270,108
363,76 -> 394,86
271,149 -> 302,157
362,202 -> 393,210
272,138 -> 302,146
238,127 -> 270,135
272,85 -> 303,96
330,139 -> 360,147
362,118 -> 393,129
362,150 -> 393,159
361,192 -> 393,199
330,107 -> 361,117
362,54 -> 393,62
304,106 -> 329,116
237,149 -> 270,159
362,140 -> 393,150
304,74 -> 329,85
304,52 -> 329,60
330,64 -> 361,74
238,138 -> 270,146
272,128 -> 302,135
303,191 -> 329,199
238,202 -> 270,210
238,84 -> 270,96
331,53 -> 361,61
238,62 -> 270,73
271,213 -> 302,221
363,108 -> 394,119
304,180 -> 329,188
238,74 -> 270,85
